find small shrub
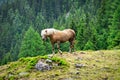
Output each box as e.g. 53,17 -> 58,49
18,55 -> 69,71
8,75 -> 16,80
26,58 -> 39,70
51,57 -> 69,67
19,57 -> 31,63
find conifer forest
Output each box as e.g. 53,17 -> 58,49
0,0 -> 120,65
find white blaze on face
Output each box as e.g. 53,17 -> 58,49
41,29 -> 47,40
41,28 -> 56,40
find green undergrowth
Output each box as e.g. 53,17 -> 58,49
51,57 -> 70,67
19,55 -> 69,70
0,55 -> 69,80
0,50 -> 120,80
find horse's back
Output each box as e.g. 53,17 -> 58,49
63,29 -> 75,37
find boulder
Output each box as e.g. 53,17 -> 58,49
19,72 -> 29,76
75,63 -> 85,68
35,60 -> 52,71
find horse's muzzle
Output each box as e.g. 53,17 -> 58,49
42,38 -> 46,41
42,38 -> 45,41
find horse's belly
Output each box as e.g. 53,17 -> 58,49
53,33 -> 70,43
58,37 -> 69,43
60,40 -> 67,43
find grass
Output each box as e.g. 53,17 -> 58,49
51,56 -> 70,67
0,50 -> 120,80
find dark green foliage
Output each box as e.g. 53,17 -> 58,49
1,52 -> 13,65
83,40 -> 95,50
18,26 -> 46,58
0,0 -> 120,65
107,4 -> 120,49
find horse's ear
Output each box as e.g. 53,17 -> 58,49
45,30 -> 47,33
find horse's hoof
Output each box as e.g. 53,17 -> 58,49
58,50 -> 62,55
60,52 -> 62,55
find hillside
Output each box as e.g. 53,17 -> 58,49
0,50 -> 120,80
0,0 -> 120,65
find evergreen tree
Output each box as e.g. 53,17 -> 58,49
83,40 -> 95,50
18,26 -> 45,58
1,52 -> 12,65
75,10 -> 88,50
9,9 -> 23,61
107,4 -> 120,49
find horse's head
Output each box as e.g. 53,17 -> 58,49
41,29 -> 47,40
41,28 -> 55,41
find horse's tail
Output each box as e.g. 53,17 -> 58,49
70,29 -> 76,52
70,29 -> 76,38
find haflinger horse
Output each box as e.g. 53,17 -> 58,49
41,28 -> 75,55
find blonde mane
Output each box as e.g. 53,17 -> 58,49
46,28 -> 58,35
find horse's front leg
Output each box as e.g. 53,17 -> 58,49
52,43 -> 55,55
57,41 -> 62,55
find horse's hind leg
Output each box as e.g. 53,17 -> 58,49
69,40 -> 75,53
69,42 -> 72,53
72,39 -> 75,52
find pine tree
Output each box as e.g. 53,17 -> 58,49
9,9 -> 23,61
107,4 -> 120,49
83,40 -> 95,50
1,52 -> 12,65
18,26 -> 45,58
75,13 -> 87,50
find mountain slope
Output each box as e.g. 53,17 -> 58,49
0,50 -> 120,80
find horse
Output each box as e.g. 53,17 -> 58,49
41,28 -> 75,55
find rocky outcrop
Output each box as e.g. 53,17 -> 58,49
35,60 -> 52,71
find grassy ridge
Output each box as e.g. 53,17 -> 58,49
0,50 -> 120,80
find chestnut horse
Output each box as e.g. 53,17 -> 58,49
41,28 -> 75,55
